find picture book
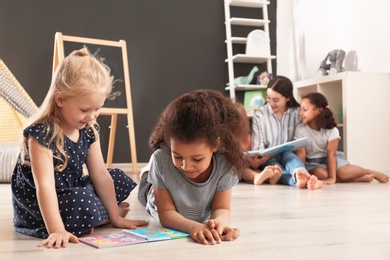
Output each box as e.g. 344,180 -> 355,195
244,137 -> 309,158
243,90 -> 267,117
122,227 -> 190,241
79,232 -> 147,249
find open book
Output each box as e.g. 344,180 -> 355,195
122,227 -> 190,241
79,232 -> 146,249
79,227 -> 190,249
244,137 -> 308,158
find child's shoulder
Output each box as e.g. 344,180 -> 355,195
23,123 -> 55,148
294,123 -> 310,136
153,146 -> 171,158
24,123 -> 50,137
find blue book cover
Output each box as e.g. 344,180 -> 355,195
244,137 -> 309,158
123,227 -> 190,241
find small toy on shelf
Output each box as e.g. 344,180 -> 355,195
317,49 -> 346,76
257,71 -> 272,85
228,66 -> 259,86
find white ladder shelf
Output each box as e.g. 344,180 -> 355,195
224,0 -> 275,101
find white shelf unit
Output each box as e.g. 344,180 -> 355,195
224,0 -> 275,101
293,72 -> 390,174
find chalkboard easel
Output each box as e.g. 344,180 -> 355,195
52,32 -> 138,173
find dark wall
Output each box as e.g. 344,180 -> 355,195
0,0 -> 276,164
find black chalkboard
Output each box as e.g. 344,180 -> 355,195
63,42 -> 126,109
52,32 -> 138,172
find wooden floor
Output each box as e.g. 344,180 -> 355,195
1,168 -> 390,260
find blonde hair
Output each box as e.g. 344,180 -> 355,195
21,49 -> 112,171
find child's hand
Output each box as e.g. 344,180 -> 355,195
190,224 -> 222,245
207,219 -> 240,242
111,216 -> 149,230
38,230 -> 79,249
247,154 -> 271,169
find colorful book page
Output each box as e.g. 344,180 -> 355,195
123,227 -> 190,241
243,90 -> 267,117
79,232 -> 146,249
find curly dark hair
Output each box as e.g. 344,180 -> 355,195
302,92 -> 337,129
149,89 -> 245,172
267,75 -> 300,108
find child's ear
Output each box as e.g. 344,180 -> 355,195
55,94 -> 64,107
213,137 -> 221,152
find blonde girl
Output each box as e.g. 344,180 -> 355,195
11,49 -> 147,249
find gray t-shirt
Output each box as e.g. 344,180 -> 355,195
294,123 -> 340,159
146,146 -> 239,223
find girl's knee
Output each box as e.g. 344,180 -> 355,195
312,168 -> 328,180
336,167 -> 352,180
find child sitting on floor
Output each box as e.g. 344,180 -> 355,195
295,92 -> 389,185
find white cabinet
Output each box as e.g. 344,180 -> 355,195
294,72 -> 390,174
224,0 -> 275,101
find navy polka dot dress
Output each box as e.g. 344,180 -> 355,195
11,123 -> 137,238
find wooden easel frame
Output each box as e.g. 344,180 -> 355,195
52,32 -> 138,173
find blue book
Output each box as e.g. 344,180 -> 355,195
244,137 -> 309,158
122,227 -> 190,241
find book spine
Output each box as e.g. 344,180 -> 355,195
122,229 -> 147,239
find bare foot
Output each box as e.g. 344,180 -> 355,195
119,202 -> 130,218
95,202 -> 132,228
254,167 -> 274,185
370,171 -> 389,183
307,175 -> 323,190
86,228 -> 95,234
268,166 -> 282,185
296,169 -> 310,189
353,174 -> 375,183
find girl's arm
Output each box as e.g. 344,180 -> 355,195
154,186 -> 221,245
208,188 -> 240,242
28,137 -> 79,248
86,140 -> 148,228
295,147 -> 307,164
324,139 -> 338,184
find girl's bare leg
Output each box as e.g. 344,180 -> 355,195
337,165 -> 388,183
339,174 -> 374,183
